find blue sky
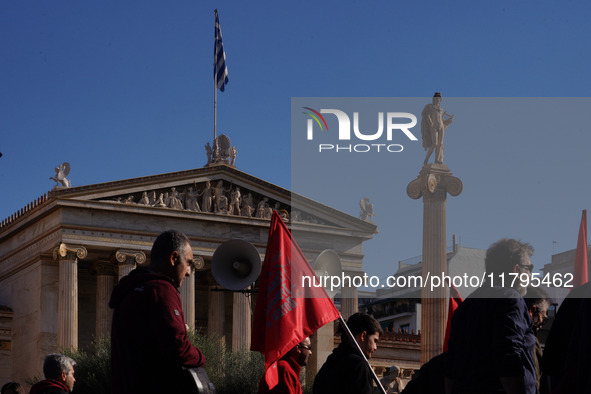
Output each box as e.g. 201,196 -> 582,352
2,1 -> 591,283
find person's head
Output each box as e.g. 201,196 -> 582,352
485,238 -> 534,295
389,365 -> 400,378
341,313 -> 383,359
43,354 -> 76,392
1,382 -> 24,394
150,230 -> 194,288
287,337 -> 312,367
524,287 -> 551,331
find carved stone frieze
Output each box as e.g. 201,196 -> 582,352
94,178 -> 334,226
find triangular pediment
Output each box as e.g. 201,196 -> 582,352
47,164 -> 376,234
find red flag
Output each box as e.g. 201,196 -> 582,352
573,209 -> 588,288
251,211 -> 340,389
443,284 -> 463,352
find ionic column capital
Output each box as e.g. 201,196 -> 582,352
53,243 -> 88,261
114,249 -> 146,265
407,163 -> 463,200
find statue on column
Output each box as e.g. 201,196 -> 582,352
421,92 -> 454,165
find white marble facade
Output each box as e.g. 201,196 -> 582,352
0,164 -> 377,384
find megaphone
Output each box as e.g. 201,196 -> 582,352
212,240 -> 262,291
314,249 -> 343,298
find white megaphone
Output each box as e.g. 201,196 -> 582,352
211,240 -> 262,291
314,249 -> 343,298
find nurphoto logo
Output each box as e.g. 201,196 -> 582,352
303,106 -> 419,153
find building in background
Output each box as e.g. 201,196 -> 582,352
0,158 -> 377,384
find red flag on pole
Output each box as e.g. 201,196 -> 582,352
251,211 -> 340,389
443,284 -> 463,352
573,209 -> 588,289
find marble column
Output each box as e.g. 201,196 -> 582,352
340,281 -> 358,321
180,256 -> 203,331
89,260 -> 116,339
180,273 -> 196,330
407,163 -> 462,364
115,249 -> 146,281
53,243 -> 87,349
305,320 -> 335,386
208,286 -> 225,342
232,291 -> 251,350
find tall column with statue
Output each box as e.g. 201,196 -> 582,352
407,92 -> 463,364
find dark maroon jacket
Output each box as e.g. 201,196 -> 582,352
29,379 -> 69,394
109,267 -> 205,394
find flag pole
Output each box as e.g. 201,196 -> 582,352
214,75 -> 217,141
213,8 -> 228,144
213,9 -> 217,142
337,315 -> 387,394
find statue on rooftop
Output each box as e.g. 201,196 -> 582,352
50,162 -> 72,189
359,197 -> 375,223
207,134 -> 235,166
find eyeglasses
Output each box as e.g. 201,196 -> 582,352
537,312 -> 549,325
517,264 -> 533,272
298,344 -> 312,351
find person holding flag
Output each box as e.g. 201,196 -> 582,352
252,211 -> 387,394
251,211 -> 341,392
257,337 -> 312,394
312,312 -> 383,394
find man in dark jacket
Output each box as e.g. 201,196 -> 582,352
445,238 -> 536,394
110,230 -> 205,394
29,354 -> 76,394
313,313 -> 383,394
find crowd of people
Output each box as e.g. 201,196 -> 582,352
2,233 -> 588,394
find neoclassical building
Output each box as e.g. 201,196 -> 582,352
0,161 -> 377,383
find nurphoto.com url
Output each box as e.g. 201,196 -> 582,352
302,272 -> 574,293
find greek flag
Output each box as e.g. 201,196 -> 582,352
214,10 -> 229,92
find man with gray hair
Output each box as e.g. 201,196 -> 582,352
445,238 -> 536,394
110,230 -> 205,394
29,353 -> 76,394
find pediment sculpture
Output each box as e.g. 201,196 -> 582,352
97,179 -> 333,226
